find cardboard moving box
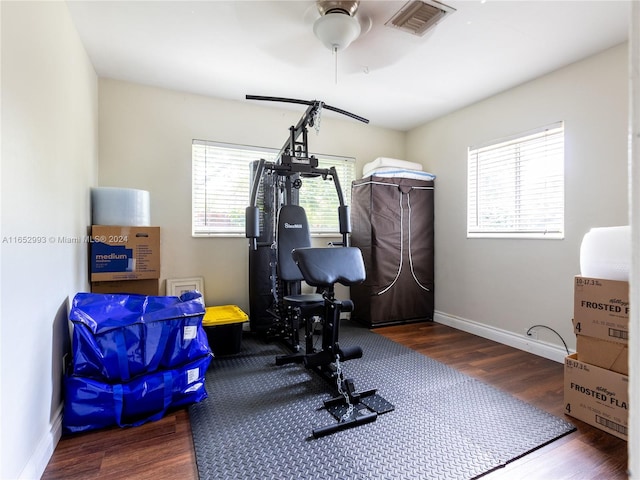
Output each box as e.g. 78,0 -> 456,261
573,276 -> 629,344
564,353 -> 628,440
576,335 -> 628,375
91,279 -> 159,296
90,226 -> 160,281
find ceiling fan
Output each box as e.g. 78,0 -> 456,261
311,0 -> 457,79
310,0 -> 455,53
235,1 -> 455,76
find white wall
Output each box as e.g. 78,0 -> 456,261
629,3 -> 639,476
406,43 -> 629,360
97,79 -> 406,311
0,2 -> 98,478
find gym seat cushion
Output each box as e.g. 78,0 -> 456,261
292,247 -> 366,287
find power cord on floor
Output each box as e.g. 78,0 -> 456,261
526,324 -> 570,355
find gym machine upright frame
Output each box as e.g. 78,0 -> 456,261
244,95 -> 394,438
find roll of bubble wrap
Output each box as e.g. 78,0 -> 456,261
580,225 -> 630,281
91,187 -> 150,226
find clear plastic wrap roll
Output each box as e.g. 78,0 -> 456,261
579,226 -> 630,281
91,187 -> 150,226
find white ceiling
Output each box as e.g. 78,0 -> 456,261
67,0 -> 631,131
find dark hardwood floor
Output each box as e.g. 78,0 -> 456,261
43,322 -> 628,479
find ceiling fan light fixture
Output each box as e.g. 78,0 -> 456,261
313,11 -> 361,51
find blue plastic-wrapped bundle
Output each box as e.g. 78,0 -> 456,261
63,353 -> 212,433
69,291 -> 211,382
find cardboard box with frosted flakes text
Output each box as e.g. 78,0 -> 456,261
573,276 -> 629,344
564,353 -> 628,440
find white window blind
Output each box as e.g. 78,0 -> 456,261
467,122 -> 565,239
192,141 -> 277,236
299,155 -> 356,234
192,140 -> 355,236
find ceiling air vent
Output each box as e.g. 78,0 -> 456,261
385,0 -> 456,36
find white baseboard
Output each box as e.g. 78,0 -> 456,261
433,311 -> 571,363
18,404 -> 63,480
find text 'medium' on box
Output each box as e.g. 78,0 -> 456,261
90,226 -> 160,282
573,276 -> 629,344
564,353 -> 628,441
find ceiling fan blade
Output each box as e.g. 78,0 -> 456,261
339,25 -> 425,74
356,13 -> 372,36
334,0 -> 423,73
234,1 -> 325,68
234,1 -> 314,35
302,2 -> 320,25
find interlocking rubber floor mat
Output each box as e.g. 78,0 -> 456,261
189,321 -> 575,479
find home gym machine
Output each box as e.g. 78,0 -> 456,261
244,95 -> 394,437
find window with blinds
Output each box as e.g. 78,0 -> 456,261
467,122 -> 565,239
192,140 -> 355,236
298,154 -> 356,233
